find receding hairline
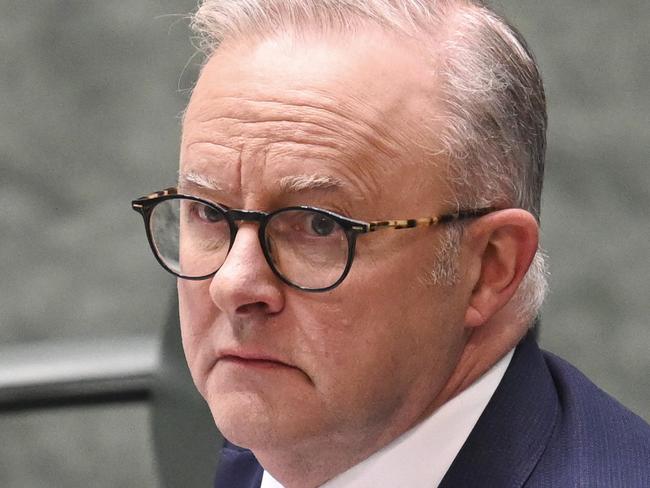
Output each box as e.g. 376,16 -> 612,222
191,0 -> 459,53
187,0 -> 502,159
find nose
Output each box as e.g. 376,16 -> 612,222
208,224 -> 285,317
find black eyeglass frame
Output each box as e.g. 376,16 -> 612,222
132,187 -> 496,292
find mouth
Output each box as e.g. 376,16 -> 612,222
214,351 -> 312,384
219,355 -> 294,369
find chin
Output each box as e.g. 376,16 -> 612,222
208,387 -> 330,453
202,360 -> 327,446
208,392 -> 287,449
211,403 -> 269,448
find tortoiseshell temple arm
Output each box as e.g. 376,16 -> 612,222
365,207 -> 496,233
133,187 -> 177,203
132,187 -> 178,210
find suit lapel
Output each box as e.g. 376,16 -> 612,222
438,333 -> 559,488
213,440 -> 263,488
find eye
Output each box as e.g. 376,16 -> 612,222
308,213 -> 337,236
196,203 -> 224,223
268,209 -> 344,241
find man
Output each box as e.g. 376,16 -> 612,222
132,0 -> 650,486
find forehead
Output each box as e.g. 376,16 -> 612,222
180,29 -> 448,211
187,28 -> 432,123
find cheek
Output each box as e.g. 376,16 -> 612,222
296,292 -> 417,397
177,280 -> 216,377
178,277 -> 215,323
306,277 -> 460,409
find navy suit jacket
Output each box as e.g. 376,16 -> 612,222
214,334 -> 650,487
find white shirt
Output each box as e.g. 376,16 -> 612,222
261,349 -> 514,488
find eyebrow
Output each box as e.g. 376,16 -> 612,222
278,174 -> 347,193
177,170 -> 348,196
177,170 -> 224,192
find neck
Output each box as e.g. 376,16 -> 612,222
253,419 -> 415,488
433,314 -> 528,407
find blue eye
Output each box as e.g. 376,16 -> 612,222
309,214 -> 337,236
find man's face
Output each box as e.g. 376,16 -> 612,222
178,30 -> 472,454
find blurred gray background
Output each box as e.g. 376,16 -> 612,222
1,0 -> 648,486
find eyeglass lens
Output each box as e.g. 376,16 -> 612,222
149,198 -> 350,289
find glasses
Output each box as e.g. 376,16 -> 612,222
132,188 -> 495,292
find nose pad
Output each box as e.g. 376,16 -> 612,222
208,225 -> 284,316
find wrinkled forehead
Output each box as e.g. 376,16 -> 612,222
184,27 -> 437,149
180,29 -> 451,209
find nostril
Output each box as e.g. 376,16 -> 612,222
235,302 -> 270,315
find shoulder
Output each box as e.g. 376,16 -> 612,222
440,334 -> 649,488
529,349 -> 650,486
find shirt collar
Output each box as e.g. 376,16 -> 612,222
261,349 -> 514,488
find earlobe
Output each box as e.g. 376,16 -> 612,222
464,305 -> 486,328
463,209 -> 539,328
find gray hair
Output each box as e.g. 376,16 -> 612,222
190,0 -> 548,324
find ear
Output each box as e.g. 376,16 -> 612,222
463,209 -> 539,328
